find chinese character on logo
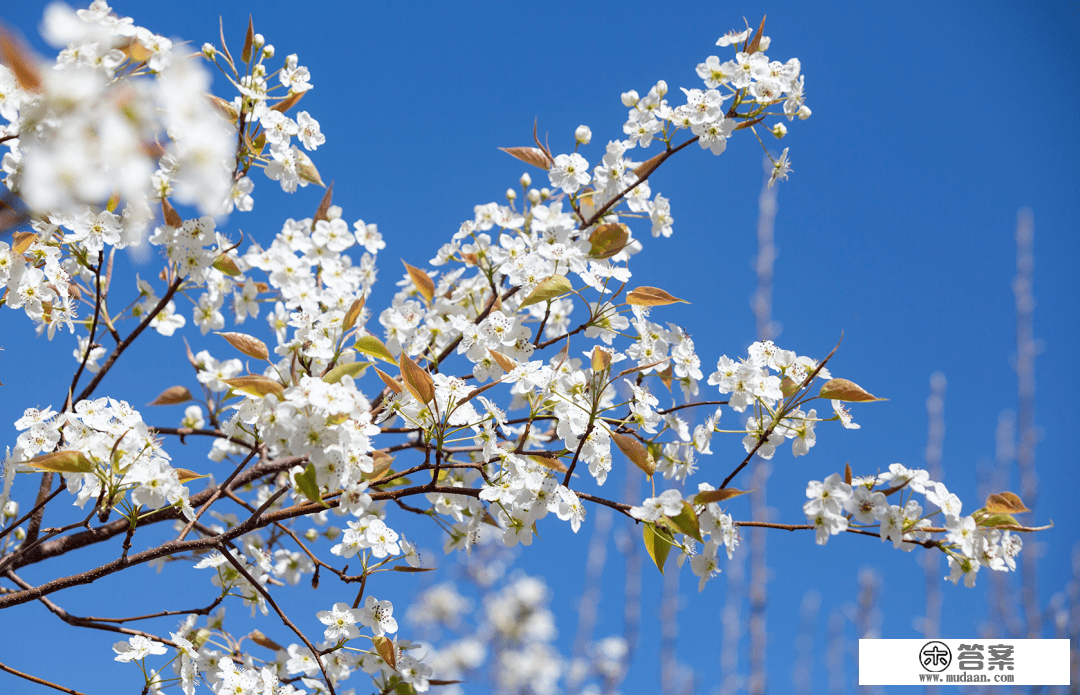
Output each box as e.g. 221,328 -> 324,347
958,644 -> 985,671
919,641 -> 952,673
987,644 -> 1015,671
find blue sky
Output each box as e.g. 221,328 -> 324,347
1,1 -> 1077,693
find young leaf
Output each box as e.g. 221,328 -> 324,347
518,274 -> 573,308
212,254 -> 242,277
612,432 -> 655,477
984,491 -> 1031,514
0,28 -> 42,91
148,386 -> 193,406
342,294 -> 365,332
373,635 -> 397,671
780,376 -> 800,398
626,286 -> 688,307
634,151 -> 667,180
399,352 -> 435,405
216,332 -> 269,361
23,450 -> 95,474
746,15 -> 767,54
373,366 -> 403,393
296,150 -> 324,187
527,454 -> 568,473
498,146 -> 552,170
241,16 -> 254,63
643,522 -> 675,575
363,450 -> 395,482
590,345 -> 612,372
322,361 -> 369,384
692,487 -> 750,505
312,181 -> 335,226
271,90 -> 306,113
174,468 -> 211,483
658,364 -> 674,392
161,197 -> 182,228
402,261 -> 435,304
818,378 -> 885,402
204,93 -> 239,122
588,223 -> 630,259
12,232 -> 37,255
391,565 -> 436,573
293,463 -> 328,508
488,348 -> 517,373
248,630 -> 284,651
223,375 -> 284,400
355,335 -> 398,364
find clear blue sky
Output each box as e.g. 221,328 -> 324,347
1,1 -> 1077,693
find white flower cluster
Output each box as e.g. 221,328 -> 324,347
803,464 -> 1023,587
1,1 -> 234,222
629,484 -> 740,592
709,339 -> 835,459
9,398 -> 195,517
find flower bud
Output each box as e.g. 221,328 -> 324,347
797,105 -> 811,120
262,45 -> 275,59
519,172 -> 532,188
325,526 -> 341,541
253,33 -> 265,49
758,36 -> 771,52
506,188 -> 517,201
254,64 -> 266,77
527,188 -> 541,204
304,528 -> 318,542
621,90 -> 640,107
654,80 -> 668,97
771,123 -> 787,139
575,125 -> 592,145
201,43 -> 216,59
3,500 -> 17,519
540,187 -> 551,200
14,527 -> 25,541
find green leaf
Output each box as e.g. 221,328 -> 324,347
293,463 -> 328,508
355,335 -> 398,364
322,361 -> 369,384
643,522 -> 675,574
213,253 -> 242,277
518,274 -> 573,308
667,500 -> 703,542
588,223 -> 630,259
23,450 -> 95,474
223,375 -> 285,400
976,512 -> 1020,528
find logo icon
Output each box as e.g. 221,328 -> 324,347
920,641 -> 952,673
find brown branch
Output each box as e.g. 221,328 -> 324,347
4,569 -> 178,646
72,273 -> 185,406
0,660 -> 90,695
218,545 -> 336,695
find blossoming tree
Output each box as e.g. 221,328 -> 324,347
0,3 -> 1049,694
